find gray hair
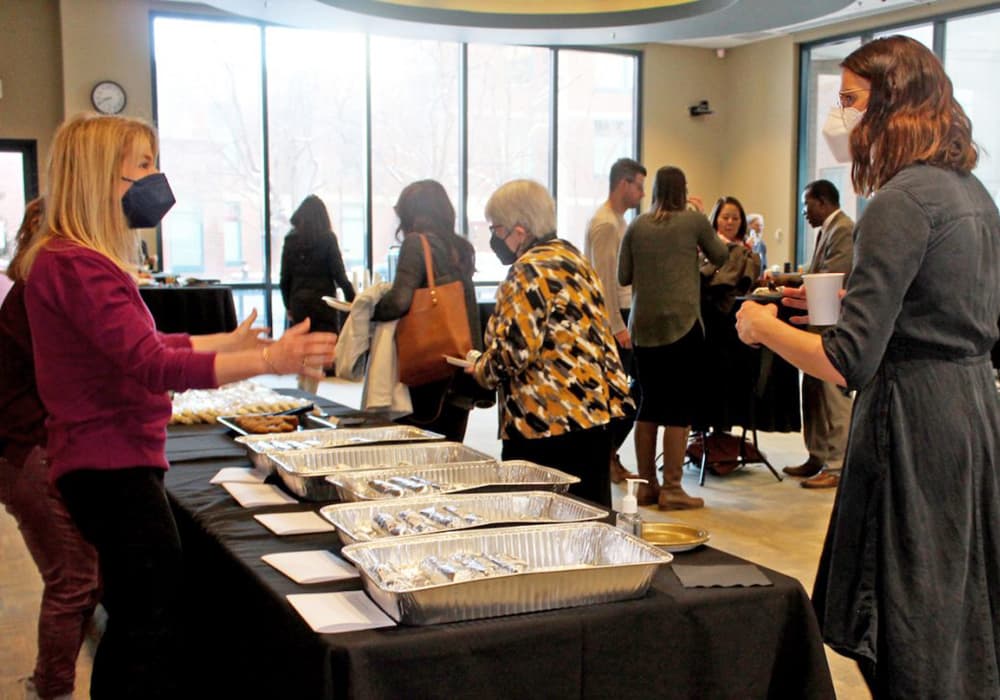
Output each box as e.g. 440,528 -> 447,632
484,179 -> 556,238
747,212 -> 764,227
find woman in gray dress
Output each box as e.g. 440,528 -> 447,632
736,36 -> 1000,698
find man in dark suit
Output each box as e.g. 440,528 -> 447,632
768,180 -> 854,488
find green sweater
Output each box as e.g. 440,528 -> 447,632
618,209 -> 729,347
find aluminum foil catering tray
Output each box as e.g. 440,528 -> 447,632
270,442 -> 496,501
326,460 -> 579,502
341,522 -> 673,625
320,491 -> 608,545
234,426 -> 444,472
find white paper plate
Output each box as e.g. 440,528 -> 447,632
443,355 -> 473,368
322,296 -> 353,312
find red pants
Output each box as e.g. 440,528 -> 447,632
0,446 -> 100,698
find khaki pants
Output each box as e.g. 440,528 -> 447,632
801,374 -> 852,470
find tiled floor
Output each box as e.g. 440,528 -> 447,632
0,376 -> 869,699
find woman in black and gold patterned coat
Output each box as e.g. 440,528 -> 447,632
471,179 -> 633,508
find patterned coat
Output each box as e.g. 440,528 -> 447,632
474,238 -> 633,440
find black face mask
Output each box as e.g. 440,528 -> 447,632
490,233 -> 518,266
121,173 -> 176,228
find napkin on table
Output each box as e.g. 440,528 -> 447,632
222,482 -> 297,508
210,466 -> 268,484
261,550 -> 359,584
671,564 -> 772,588
254,511 -> 336,536
286,591 -> 396,633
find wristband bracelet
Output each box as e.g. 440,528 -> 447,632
261,346 -> 279,373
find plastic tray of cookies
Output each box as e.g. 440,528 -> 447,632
320,491 -> 608,545
340,522 -> 673,625
269,442 -> 497,501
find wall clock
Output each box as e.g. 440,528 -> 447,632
90,80 -> 127,115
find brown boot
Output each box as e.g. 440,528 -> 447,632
782,457 -> 823,477
610,453 -> 637,484
634,421 -> 661,505
636,480 -> 660,506
658,487 -> 705,510
659,426 -> 702,510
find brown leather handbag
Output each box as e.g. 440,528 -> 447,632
395,234 -> 473,386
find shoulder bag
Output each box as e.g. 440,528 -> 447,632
395,234 -> 473,386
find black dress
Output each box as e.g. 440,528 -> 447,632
279,229 -> 355,333
815,165 -> 1000,698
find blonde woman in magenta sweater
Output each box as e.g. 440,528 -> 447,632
16,113 -> 337,699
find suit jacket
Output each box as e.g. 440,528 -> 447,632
807,209 -> 854,276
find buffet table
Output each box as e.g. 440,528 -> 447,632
164,397 -> 834,699
139,284 -> 238,335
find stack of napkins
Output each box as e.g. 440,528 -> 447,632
262,550 -> 359,584
222,482 -> 296,508
210,466 -> 268,484
286,591 -> 395,633
254,511 -> 336,536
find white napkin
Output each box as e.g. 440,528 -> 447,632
210,466 -> 268,484
286,591 -> 396,633
223,482 -> 297,508
261,550 -> 359,584
254,511 -> 336,536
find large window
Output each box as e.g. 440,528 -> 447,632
557,50 -> 638,252
153,15 -> 640,329
798,6 -> 1000,267
0,139 -> 39,262
153,19 -> 263,282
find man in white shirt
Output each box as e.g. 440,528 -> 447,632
584,157 -> 646,484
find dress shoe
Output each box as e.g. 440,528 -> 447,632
610,454 -> 637,484
658,487 -> 704,510
801,471 -> 840,489
782,459 -> 823,478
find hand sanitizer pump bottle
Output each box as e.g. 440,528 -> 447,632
616,478 -> 646,536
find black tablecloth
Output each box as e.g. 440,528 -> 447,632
140,285 -> 238,335
163,398 -> 833,699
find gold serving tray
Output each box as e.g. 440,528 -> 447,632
640,522 -> 710,553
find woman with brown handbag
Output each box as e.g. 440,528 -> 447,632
373,180 -> 486,441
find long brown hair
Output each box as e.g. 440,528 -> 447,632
395,179 -> 474,278
649,166 -> 687,222
15,113 -> 158,278
843,35 -> 977,196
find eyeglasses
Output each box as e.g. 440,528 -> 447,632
837,88 -> 870,109
488,224 -> 505,237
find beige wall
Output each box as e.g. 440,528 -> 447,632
0,0 -> 63,191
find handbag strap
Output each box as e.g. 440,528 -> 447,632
417,233 -> 437,291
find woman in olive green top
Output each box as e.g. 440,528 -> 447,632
618,166 -> 728,509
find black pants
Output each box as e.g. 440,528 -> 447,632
58,467 -> 182,700
502,424 -> 613,508
611,308 -> 639,452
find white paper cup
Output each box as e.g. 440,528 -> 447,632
802,272 -> 845,326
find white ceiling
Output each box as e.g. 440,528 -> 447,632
166,0 -> 934,47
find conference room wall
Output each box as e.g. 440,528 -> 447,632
2,0 -> 996,269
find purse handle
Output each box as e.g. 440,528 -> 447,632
416,234 -> 440,303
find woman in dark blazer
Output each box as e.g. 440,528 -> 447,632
279,194 -> 355,334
